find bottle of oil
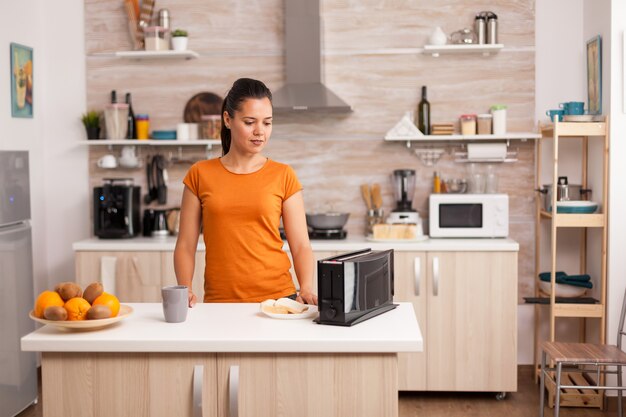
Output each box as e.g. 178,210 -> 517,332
125,93 -> 136,139
416,86 -> 431,135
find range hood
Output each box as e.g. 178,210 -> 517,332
272,0 -> 352,112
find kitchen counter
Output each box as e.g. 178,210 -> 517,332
22,303 -> 420,417
73,236 -> 519,252
21,302 -> 421,353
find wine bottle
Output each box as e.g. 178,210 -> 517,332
125,92 -> 136,139
110,90 -> 117,104
417,86 -> 431,135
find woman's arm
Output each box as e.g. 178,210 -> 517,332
174,186 -> 202,307
282,190 -> 317,305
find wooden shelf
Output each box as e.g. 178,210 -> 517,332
82,139 -> 220,146
384,132 -> 540,142
552,303 -> 605,318
423,43 -> 503,57
113,50 -> 199,60
539,211 -> 605,228
541,122 -> 607,137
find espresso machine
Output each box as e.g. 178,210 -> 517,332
93,178 -> 141,239
387,169 -> 421,224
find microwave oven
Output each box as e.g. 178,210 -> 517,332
429,194 -> 508,238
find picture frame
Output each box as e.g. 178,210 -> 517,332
10,43 -> 33,118
586,35 -> 602,115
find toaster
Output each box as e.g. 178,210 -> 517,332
315,249 -> 396,326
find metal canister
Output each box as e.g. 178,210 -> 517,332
158,9 -> 170,29
487,13 -> 498,44
475,15 -> 486,44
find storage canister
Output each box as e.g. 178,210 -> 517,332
200,115 -> 222,139
136,114 -> 150,140
490,104 -> 507,135
460,114 -> 477,135
477,114 -> 492,134
144,26 -> 169,51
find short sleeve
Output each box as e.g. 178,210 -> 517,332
283,165 -> 303,201
183,163 -> 200,197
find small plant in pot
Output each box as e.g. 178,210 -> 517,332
81,110 -> 101,140
171,29 -> 188,51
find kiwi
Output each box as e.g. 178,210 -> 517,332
55,282 -> 83,301
83,282 -> 104,304
43,305 -> 67,321
86,305 -> 112,320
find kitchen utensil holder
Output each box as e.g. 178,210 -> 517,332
366,208 -> 384,236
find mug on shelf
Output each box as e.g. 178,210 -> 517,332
546,109 -> 565,122
559,101 -> 585,115
97,154 -> 118,169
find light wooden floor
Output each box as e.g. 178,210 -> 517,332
18,366 -> 619,417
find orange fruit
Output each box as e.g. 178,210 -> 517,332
92,292 -> 120,317
64,297 -> 92,321
34,291 -> 64,318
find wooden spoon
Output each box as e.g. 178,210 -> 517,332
371,183 -> 383,210
360,184 -> 372,211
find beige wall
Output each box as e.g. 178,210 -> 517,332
85,0 -> 536,299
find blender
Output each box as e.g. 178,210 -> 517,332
387,169 -> 421,224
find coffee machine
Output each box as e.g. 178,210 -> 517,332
387,169 -> 421,224
94,178 -> 141,239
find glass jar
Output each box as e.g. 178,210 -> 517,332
460,114 -> 477,135
135,114 -> 150,140
144,26 -> 170,51
200,115 -> 222,139
477,114 -> 493,135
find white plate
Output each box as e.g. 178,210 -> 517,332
261,305 -> 318,320
366,235 -> 429,243
29,304 -> 133,330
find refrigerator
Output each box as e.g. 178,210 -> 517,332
0,151 -> 37,416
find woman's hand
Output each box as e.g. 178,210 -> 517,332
296,287 -> 318,306
188,290 -> 197,308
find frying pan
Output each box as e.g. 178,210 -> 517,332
306,212 -> 350,230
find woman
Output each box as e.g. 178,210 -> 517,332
174,78 -> 316,307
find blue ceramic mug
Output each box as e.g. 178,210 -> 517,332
546,109 -> 565,122
559,101 -> 585,115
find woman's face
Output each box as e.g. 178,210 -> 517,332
224,97 -> 273,155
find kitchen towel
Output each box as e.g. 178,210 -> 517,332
539,271 -> 593,288
467,143 -> 507,161
100,256 -> 117,295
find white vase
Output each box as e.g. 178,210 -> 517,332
429,27 -> 447,45
171,36 -> 188,51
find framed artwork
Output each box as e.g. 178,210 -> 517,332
586,35 -> 602,115
10,43 -> 33,118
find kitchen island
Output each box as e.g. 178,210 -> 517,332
22,302 -> 421,417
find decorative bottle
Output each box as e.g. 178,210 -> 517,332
125,93 -> 136,139
416,86 -> 431,135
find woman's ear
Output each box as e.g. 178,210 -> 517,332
223,111 -> 231,129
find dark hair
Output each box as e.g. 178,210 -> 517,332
183,92 -> 223,123
221,78 -> 272,154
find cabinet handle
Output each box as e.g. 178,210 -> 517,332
432,256 -> 439,296
229,365 -> 239,417
193,365 -> 204,417
414,256 -> 421,296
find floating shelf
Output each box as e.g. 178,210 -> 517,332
113,50 -> 200,60
82,139 -> 220,146
423,44 -> 504,57
384,132 -> 540,142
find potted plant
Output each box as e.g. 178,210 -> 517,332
171,29 -> 188,51
81,110 -> 101,140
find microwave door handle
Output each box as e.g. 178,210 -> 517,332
414,256 -> 421,296
432,256 -> 439,297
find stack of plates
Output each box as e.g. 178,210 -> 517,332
563,115 -> 605,122
555,201 -> 598,214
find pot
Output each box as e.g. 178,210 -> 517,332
167,208 -> 180,235
538,177 -> 591,211
306,212 -> 350,230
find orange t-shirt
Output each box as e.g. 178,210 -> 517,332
183,158 -> 302,302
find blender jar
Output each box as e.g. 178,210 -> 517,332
392,169 -> 416,211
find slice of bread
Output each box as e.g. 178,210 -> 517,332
275,298 -> 309,314
261,304 -> 290,314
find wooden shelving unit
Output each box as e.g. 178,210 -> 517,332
533,118 -> 609,409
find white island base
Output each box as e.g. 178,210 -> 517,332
23,303 -> 422,417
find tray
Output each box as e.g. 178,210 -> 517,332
260,305 -> 318,320
29,304 -> 133,330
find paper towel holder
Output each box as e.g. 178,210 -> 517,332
453,144 -> 518,163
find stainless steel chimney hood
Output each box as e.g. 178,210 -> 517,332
272,0 -> 352,112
